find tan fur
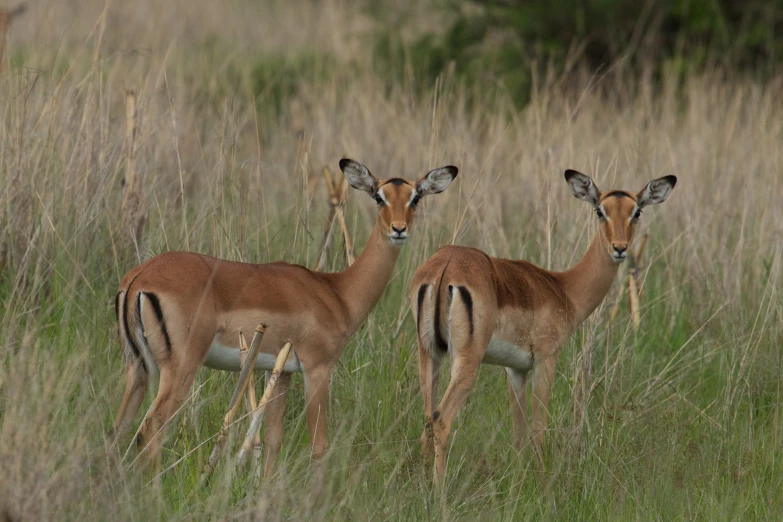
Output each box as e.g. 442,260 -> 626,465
410,170 -> 676,487
113,159 -> 457,474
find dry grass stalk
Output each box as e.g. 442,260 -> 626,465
627,273 -> 641,329
335,202 -> 356,265
314,167 -> 339,271
239,333 -> 262,449
315,165 -> 355,270
239,333 -> 263,482
306,172 -> 321,200
121,91 -> 139,213
610,233 -> 648,329
609,277 -> 626,322
236,341 -> 293,468
120,90 -> 147,249
200,324 -> 266,485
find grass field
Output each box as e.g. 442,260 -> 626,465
0,1 -> 781,520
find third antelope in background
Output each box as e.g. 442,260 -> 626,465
410,169 -> 677,489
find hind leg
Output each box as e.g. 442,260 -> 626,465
432,352 -> 481,489
303,363 -> 332,463
113,358 -> 147,443
418,342 -> 441,458
531,354 -> 557,459
138,363 -> 199,470
263,371 -> 291,478
506,368 -> 529,451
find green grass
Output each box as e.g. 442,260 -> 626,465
0,1 -> 781,520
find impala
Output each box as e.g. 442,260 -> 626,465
0,3 -> 25,67
410,169 -> 676,486
113,159 -> 458,475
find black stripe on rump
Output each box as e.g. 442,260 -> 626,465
123,275 -> 142,361
456,286 -> 474,336
114,292 -> 121,321
142,292 -> 172,358
416,285 -> 427,330
433,262 -> 450,352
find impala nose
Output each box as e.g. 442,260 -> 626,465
612,243 -> 628,254
391,223 -> 407,235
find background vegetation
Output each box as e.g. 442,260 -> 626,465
375,0 -> 783,106
0,0 -> 780,520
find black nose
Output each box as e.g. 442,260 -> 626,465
392,225 -> 407,234
612,243 -> 627,253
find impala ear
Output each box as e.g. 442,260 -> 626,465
416,166 -> 458,196
565,169 -> 601,206
339,158 -> 378,195
637,175 -> 677,208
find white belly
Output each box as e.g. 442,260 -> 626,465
203,339 -> 302,373
483,335 -> 534,372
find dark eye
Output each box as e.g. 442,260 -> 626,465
595,208 -> 605,220
633,208 -> 642,220
374,194 -> 385,206
410,195 -> 421,208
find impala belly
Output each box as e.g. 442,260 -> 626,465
204,337 -> 302,373
483,334 -> 533,372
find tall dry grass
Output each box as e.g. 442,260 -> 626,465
0,1 -> 780,520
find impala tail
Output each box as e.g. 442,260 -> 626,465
414,264 -> 475,356
112,287 -> 165,441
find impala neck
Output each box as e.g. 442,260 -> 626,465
557,232 -> 619,326
328,218 -> 401,333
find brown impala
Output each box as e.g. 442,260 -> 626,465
410,169 -> 676,487
113,159 -> 458,475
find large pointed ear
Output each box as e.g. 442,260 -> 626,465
565,169 -> 601,206
416,166 -> 458,196
637,175 -> 677,208
339,158 -> 378,195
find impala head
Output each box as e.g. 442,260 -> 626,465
339,159 -> 458,246
565,169 -> 677,263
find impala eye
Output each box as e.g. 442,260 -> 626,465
595,208 -> 605,220
374,194 -> 385,206
410,195 -> 421,208
633,208 -> 642,220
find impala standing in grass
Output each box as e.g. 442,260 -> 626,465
113,159 -> 458,476
410,169 -> 676,487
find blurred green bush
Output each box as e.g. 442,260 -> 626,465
373,0 -> 783,105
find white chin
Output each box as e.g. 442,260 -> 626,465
389,237 -> 406,246
611,254 -> 627,264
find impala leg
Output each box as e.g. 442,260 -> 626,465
303,364 -> 332,464
113,358 -> 147,443
531,356 -> 557,457
431,354 -> 480,489
506,368 -> 529,451
418,344 -> 441,458
138,364 -> 198,470
263,371 -> 291,478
